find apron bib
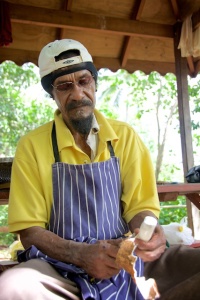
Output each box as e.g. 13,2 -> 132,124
49,126 -> 129,240
18,122 -> 144,300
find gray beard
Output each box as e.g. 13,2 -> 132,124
70,114 -> 93,135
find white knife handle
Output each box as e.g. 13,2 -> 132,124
136,216 -> 157,242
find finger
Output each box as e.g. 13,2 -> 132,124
135,244 -> 166,262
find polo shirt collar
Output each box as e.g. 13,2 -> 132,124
54,109 -> 118,152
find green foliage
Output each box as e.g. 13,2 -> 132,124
97,69 -> 188,225
157,163 -> 183,183
1,61 -> 56,246
0,61 -> 55,157
0,205 -> 16,245
186,77 -> 200,164
159,196 -> 187,225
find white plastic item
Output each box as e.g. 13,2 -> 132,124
136,216 -> 157,242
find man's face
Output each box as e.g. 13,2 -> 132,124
52,69 -> 96,134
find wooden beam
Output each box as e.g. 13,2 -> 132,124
120,0 -> 144,68
174,24 -> 194,176
93,57 -> 175,75
0,46 -> 175,74
177,0 -> 200,21
58,0 -> 73,40
0,47 -> 175,74
192,9 -> 200,30
9,3 -> 174,39
157,183 -> 200,209
0,189 -> 9,206
187,194 -> 200,210
195,59 -> 200,75
0,48 -> 39,66
121,37 -> 132,68
65,0 -> 74,10
170,0 -> 181,21
158,183 -> 200,194
173,22 -> 200,239
135,0 -> 146,21
187,56 -> 195,76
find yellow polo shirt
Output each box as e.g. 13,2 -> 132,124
8,109 -> 160,233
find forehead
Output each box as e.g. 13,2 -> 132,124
54,69 -> 91,84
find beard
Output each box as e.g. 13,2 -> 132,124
70,114 -> 93,135
66,99 -> 94,135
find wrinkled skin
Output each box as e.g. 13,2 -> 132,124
19,212 -> 166,279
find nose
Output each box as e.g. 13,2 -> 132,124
69,83 -> 85,100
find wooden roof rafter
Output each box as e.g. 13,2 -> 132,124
120,0 -> 145,69
58,0 -> 73,40
1,0 -> 200,75
170,0 -> 181,21
9,4 -> 173,39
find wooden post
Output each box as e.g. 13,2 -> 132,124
173,22 -> 200,239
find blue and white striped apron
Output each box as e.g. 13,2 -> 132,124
18,123 -> 144,300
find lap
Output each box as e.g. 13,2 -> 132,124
0,259 -> 81,300
14,259 -> 77,285
1,246 -> 199,299
144,245 -> 200,296
159,272 -> 200,300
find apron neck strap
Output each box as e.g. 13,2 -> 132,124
51,121 -> 115,162
107,141 -> 115,157
51,122 -> 60,163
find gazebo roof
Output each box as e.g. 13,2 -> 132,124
0,0 -> 200,76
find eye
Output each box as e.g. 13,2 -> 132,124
78,77 -> 90,86
57,82 -> 73,91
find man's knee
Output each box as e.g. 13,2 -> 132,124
0,268 -> 48,300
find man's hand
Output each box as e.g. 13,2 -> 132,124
74,239 -> 122,279
128,211 -> 166,262
134,224 -> 166,262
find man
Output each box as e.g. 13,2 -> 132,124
0,39 -> 199,300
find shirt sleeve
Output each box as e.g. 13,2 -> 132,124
8,136 -> 51,233
119,128 -> 160,223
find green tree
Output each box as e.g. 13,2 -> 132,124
187,76 -> 200,164
0,61 -> 56,246
97,69 -> 187,225
0,205 -> 16,245
97,70 -> 181,182
0,61 -> 55,157
145,73 -> 178,180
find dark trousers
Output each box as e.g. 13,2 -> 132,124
145,245 -> 200,300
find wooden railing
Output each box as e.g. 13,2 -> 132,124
157,183 -> 200,209
0,182 -> 200,233
0,188 -> 9,206
1,183 -> 200,208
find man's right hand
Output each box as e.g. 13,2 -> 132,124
73,239 -> 122,279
